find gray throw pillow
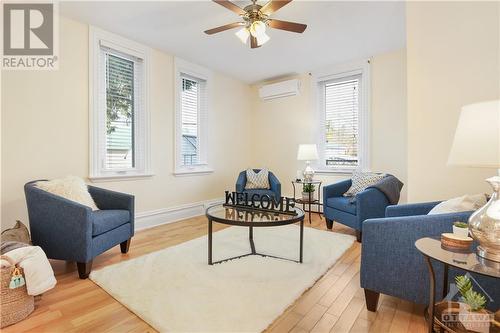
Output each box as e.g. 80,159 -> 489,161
245,168 -> 270,189
344,171 -> 386,197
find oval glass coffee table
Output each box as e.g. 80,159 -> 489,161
206,204 -> 305,265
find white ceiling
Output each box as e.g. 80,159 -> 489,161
61,1 -> 406,83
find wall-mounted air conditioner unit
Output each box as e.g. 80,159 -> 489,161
259,79 -> 301,101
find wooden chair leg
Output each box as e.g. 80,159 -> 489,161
120,238 -> 131,254
326,219 -> 334,229
77,261 -> 92,279
356,230 -> 362,243
364,289 -> 380,312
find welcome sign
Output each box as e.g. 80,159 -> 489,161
224,191 -> 297,215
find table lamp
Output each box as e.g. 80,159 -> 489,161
447,100 -> 500,262
297,144 -> 319,181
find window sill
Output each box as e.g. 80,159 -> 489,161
173,167 -> 214,177
315,169 -> 355,175
89,173 -> 155,182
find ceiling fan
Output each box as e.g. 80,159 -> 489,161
204,0 -> 307,49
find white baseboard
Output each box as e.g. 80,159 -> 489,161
135,198 -> 224,231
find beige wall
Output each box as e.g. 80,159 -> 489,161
250,73 -> 317,196
371,50 -> 408,201
406,1 -> 500,202
1,17 -> 254,229
251,49 -> 408,200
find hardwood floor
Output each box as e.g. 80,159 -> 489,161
3,215 -> 427,333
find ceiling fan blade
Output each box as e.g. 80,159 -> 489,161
268,19 -> 307,33
260,0 -> 292,15
204,22 -> 244,35
213,0 -> 246,16
250,36 -> 260,49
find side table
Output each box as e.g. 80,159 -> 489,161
291,180 -> 322,224
415,237 -> 500,333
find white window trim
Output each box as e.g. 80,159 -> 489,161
174,57 -> 213,176
311,59 -> 371,174
89,26 -> 152,181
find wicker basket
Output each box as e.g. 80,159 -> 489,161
434,301 -> 500,333
1,255 -> 34,328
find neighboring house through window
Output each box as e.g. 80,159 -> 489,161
106,53 -> 135,170
313,60 -> 370,173
89,27 -> 151,180
181,75 -> 200,166
174,58 -> 212,175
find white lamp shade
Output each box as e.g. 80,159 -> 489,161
250,21 -> 266,37
447,100 -> 500,168
256,32 -> 270,46
235,28 -> 249,44
297,144 -> 319,161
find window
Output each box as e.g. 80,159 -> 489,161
181,75 -> 202,166
314,61 -> 370,172
174,58 -> 212,175
89,27 -> 151,180
323,75 -> 360,168
105,53 -> 136,170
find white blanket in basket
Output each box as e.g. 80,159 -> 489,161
1,246 -> 56,295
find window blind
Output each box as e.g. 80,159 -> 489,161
104,52 -> 137,170
180,75 -> 201,166
323,75 -> 361,168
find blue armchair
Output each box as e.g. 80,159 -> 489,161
360,202 -> 500,312
24,181 -> 134,279
323,179 -> 390,242
235,169 -> 281,199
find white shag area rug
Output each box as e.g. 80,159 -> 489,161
90,225 -> 355,333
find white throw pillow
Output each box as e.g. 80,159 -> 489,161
428,194 -> 488,215
245,168 -> 270,190
344,171 -> 386,197
36,176 -> 99,210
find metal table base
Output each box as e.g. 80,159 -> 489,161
208,220 -> 304,265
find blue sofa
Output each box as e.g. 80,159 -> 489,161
24,181 -> 134,279
236,169 -> 281,199
361,201 -> 500,311
323,179 -> 390,242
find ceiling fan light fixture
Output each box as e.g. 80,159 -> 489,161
235,27 -> 250,44
256,31 -> 270,46
206,0 -> 307,49
249,20 -> 266,37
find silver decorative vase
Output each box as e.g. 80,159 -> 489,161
468,176 -> 500,262
303,161 -> 315,182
